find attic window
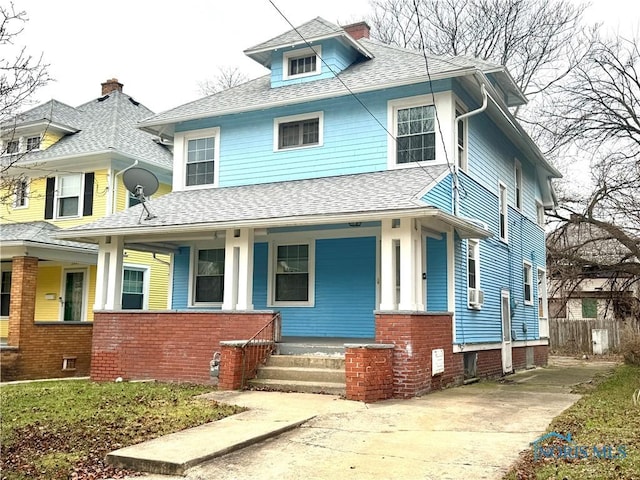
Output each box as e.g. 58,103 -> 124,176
26,136 -> 40,151
283,46 -> 322,80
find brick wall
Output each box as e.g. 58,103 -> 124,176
91,311 -> 275,384
2,256 -> 94,382
475,344 -> 549,378
345,345 -> 394,402
375,312 -> 464,398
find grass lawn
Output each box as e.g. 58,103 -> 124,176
504,364 -> 640,480
0,380 -> 242,480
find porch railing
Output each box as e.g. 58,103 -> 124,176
240,312 -> 281,387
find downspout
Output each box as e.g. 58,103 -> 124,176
112,160 -> 139,214
453,83 -> 488,217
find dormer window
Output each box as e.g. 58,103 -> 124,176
283,47 -> 322,80
26,136 -> 41,151
6,140 -> 19,154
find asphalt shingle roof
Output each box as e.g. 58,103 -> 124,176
1,99 -> 82,130
0,221 -> 97,251
245,17 -> 346,52
60,166 -> 447,235
8,92 -> 172,170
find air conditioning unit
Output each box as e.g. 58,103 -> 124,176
468,288 -> 484,309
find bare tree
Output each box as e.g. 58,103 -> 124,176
368,0 -> 595,123
546,35 -> 640,318
1,2 -> 50,206
198,65 -> 249,96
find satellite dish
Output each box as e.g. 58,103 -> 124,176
122,167 -> 159,221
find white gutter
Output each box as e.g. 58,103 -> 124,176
453,83 -> 488,216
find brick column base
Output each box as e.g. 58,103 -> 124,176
218,344 -> 244,390
345,344 -> 394,403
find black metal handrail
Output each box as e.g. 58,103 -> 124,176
240,312 -> 281,386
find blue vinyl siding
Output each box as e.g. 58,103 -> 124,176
453,175 -> 545,344
175,79 -> 452,187
253,236 -> 377,338
426,236 -> 448,311
171,246 -> 190,309
422,173 -> 452,212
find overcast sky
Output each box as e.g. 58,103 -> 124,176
15,0 -> 640,114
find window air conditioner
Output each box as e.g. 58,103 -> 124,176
468,288 -> 484,309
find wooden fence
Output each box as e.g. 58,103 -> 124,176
549,317 -> 623,354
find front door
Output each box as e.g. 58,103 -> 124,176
62,270 -> 85,321
501,289 -> 513,373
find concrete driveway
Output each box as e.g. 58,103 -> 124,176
140,358 -> 617,480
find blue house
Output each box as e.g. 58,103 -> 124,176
59,18 -> 559,391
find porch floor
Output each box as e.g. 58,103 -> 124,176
277,337 -> 375,356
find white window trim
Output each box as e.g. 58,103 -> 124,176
523,261 -> 533,306
174,127 -> 221,191
122,265 -> 150,310
54,173 -> 85,220
536,201 -> 545,228
273,111 -> 324,152
267,239 -> 315,307
514,159 -> 523,212
188,243 -> 225,307
467,239 -> 480,308
282,46 -> 322,80
455,100 -> 468,172
537,267 -> 548,318
26,135 -> 41,151
3,139 -> 20,155
13,177 -> 29,209
498,181 -> 508,243
387,92 -> 452,170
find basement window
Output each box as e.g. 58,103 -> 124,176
62,357 -> 77,370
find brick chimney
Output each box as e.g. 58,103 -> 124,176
342,21 -> 370,40
101,78 -> 123,95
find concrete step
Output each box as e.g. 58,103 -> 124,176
256,366 -> 345,383
247,378 -> 346,396
267,354 -> 345,369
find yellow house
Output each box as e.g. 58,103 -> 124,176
0,79 -> 173,380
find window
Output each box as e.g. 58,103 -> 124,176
274,112 -> 323,151
1,271 -> 11,317
523,261 -> 533,305
194,249 -> 225,304
396,105 -> 436,164
499,182 -> 508,242
537,268 -> 548,318
536,202 -> 545,227
6,140 -> 19,154
26,136 -> 40,151
582,298 -> 597,318
515,161 -> 523,211
122,268 -> 145,309
274,244 -> 311,303
467,240 -> 479,290
56,174 -> 82,217
283,46 -> 321,79
456,105 -> 467,170
13,178 -> 28,208
186,137 -> 215,186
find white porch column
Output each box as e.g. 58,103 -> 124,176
104,236 -> 124,310
222,228 -> 255,311
93,238 -> 110,310
379,219 -> 396,310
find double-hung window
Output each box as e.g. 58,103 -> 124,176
515,160 -> 523,211
396,105 -> 436,164
467,240 -> 479,290
272,243 -> 314,305
194,248 -> 225,304
283,47 -> 321,80
499,182 -> 508,242
186,137 -> 215,186
274,112 -> 323,151
56,174 -> 82,218
536,202 -> 545,227
26,136 -> 41,151
6,140 -> 19,154
14,178 -> 28,208
1,271 -> 11,317
122,268 -> 146,310
456,104 -> 468,171
523,261 -> 533,305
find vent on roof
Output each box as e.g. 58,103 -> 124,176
129,97 -> 140,106
97,95 -> 109,102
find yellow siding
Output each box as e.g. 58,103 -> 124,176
87,265 -> 96,321
41,131 -> 63,150
115,176 -> 171,213
0,169 -> 110,225
124,250 -> 171,310
34,266 -> 63,321
0,318 -> 8,340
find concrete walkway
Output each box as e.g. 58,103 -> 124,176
112,357 -> 617,480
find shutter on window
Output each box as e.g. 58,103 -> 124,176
83,172 -> 94,216
44,177 -> 55,219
